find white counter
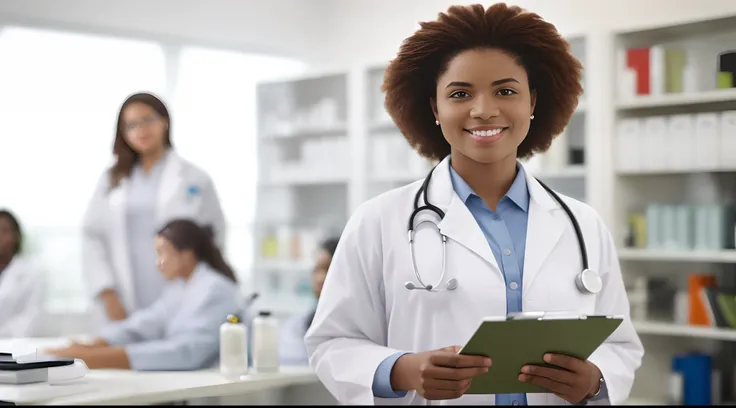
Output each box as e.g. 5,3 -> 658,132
0,338 -> 325,405
1,366 -> 319,405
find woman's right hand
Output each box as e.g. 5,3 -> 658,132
100,289 -> 127,321
391,345 -> 492,400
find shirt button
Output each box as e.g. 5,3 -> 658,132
503,248 -> 512,256
512,401 -> 520,406
491,213 -> 500,221
509,281 -> 519,290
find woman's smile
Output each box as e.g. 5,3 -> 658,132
464,126 -> 510,144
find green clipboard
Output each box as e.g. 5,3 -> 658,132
458,312 -> 623,394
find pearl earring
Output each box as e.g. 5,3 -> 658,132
435,120 -> 440,126
530,114 -> 535,120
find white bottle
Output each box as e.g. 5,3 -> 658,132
219,314 -> 248,378
252,311 -> 280,373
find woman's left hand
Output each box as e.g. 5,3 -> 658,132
518,353 -> 602,404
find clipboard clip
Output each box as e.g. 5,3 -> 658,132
507,311 -> 587,320
506,312 -> 624,321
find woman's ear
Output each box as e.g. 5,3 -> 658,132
530,89 -> 537,117
430,98 -> 439,123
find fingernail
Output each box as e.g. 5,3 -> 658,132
518,374 -> 525,382
544,354 -> 552,362
484,358 -> 492,366
521,366 -> 529,373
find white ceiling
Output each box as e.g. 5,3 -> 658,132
3,0 -> 734,69
0,0 -> 332,62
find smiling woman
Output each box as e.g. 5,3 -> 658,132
304,2 -> 643,407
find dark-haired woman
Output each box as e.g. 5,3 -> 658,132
82,92 -> 226,325
304,3 -> 642,405
46,219 -> 241,371
278,236 -> 339,365
0,209 -> 44,338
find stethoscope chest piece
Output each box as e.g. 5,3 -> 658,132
575,269 -> 602,294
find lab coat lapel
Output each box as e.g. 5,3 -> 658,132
157,152 -> 184,221
429,158 -> 501,274
521,169 -> 567,297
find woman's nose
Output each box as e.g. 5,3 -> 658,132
470,95 -> 501,120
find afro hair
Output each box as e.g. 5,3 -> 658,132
382,3 -> 583,161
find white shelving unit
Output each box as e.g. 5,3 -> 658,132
610,15 -> 736,405
253,70 -> 352,317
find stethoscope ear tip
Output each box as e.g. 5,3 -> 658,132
404,282 -> 416,290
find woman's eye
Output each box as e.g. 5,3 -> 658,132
497,88 -> 518,96
450,91 -> 470,98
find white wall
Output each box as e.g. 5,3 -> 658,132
0,0 -> 329,62
320,0 -> 736,67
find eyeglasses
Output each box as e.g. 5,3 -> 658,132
124,116 -> 162,132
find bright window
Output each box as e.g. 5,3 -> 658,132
0,26 -> 307,316
0,26 -> 167,313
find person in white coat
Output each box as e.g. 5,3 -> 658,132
0,209 -> 44,339
304,3 -> 644,406
46,219 -> 242,370
82,92 -> 226,325
278,236 -> 340,365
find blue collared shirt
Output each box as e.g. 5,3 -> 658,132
371,160 -> 607,404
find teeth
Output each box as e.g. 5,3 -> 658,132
470,128 -> 503,137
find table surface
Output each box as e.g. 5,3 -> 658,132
0,337 -> 319,405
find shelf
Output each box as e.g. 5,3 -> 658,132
616,88 -> 736,110
535,165 -> 586,179
254,258 -> 313,272
617,167 -> 736,176
262,123 -> 348,140
261,172 -> 350,186
634,321 -> 736,341
370,172 -> 424,183
252,293 -> 315,317
618,248 -> 736,263
369,118 -> 397,132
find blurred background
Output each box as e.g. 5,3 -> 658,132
2,0 -> 736,405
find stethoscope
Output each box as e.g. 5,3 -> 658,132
405,165 -> 603,295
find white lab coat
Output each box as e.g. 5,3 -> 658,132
81,152 -> 226,322
97,262 -> 242,371
0,257 -> 45,339
304,157 -> 644,406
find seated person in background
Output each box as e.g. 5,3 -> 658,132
278,236 -> 339,365
0,209 -> 44,339
46,219 -> 242,370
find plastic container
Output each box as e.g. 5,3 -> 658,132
219,314 -> 248,378
252,311 -> 280,373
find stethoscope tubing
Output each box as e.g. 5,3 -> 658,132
407,163 -> 594,292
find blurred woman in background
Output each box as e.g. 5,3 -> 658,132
46,219 -> 242,370
0,209 -> 44,338
82,92 -> 226,325
278,236 -> 340,365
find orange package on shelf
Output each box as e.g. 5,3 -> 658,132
688,274 -> 717,326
